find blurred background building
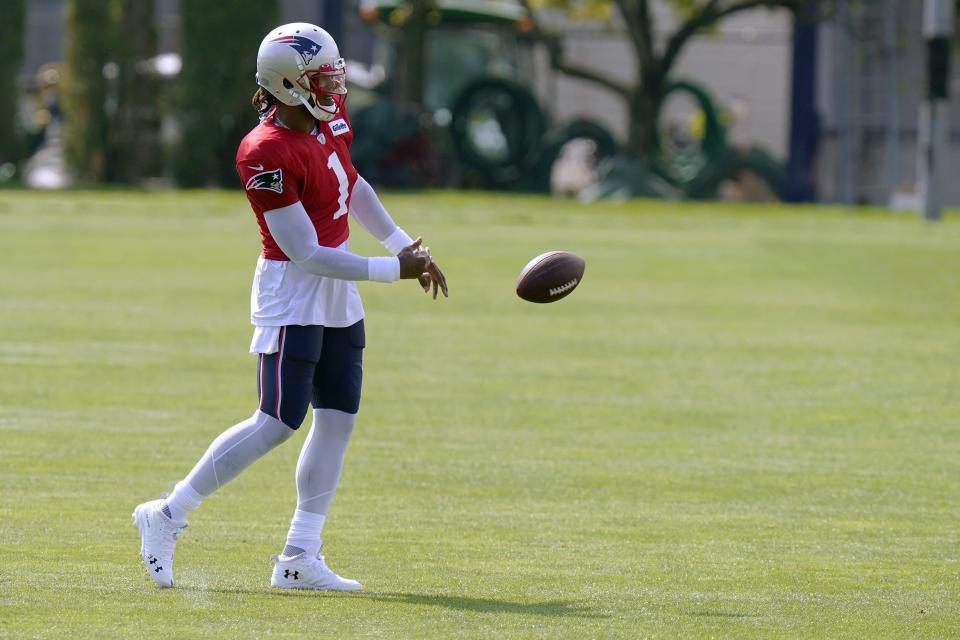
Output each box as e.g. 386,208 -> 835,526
7,0 -> 958,208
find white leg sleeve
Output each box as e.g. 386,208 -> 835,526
282,409 -> 356,556
295,408 -> 356,514
177,410 -> 296,500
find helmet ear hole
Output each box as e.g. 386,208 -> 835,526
282,78 -> 294,89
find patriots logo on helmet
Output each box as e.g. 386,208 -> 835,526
245,168 -> 283,194
270,35 -> 322,65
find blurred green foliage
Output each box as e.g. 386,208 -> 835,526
0,0 -> 25,169
173,0 -> 279,188
107,0 -> 161,184
62,0 -> 276,187
532,0 -> 613,20
63,0 -> 113,184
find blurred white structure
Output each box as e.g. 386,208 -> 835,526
530,6 -> 792,163
532,1 -> 959,207
816,1 -> 946,208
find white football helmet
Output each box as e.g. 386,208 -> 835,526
256,23 -> 347,122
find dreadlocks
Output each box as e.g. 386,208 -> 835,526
252,87 -> 276,117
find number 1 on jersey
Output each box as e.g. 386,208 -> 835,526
327,151 -> 349,219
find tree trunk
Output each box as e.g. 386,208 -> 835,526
627,81 -> 663,156
394,0 -> 431,105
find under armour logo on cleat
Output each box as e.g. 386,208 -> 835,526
148,557 -> 158,565
154,565 -> 163,573
284,569 -> 299,579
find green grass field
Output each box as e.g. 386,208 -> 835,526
1,190 -> 958,638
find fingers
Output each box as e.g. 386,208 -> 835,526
406,237 -> 447,299
433,265 -> 446,297
430,267 -> 441,300
428,262 -> 448,298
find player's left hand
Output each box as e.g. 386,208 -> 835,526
414,244 -> 448,299
424,260 -> 448,299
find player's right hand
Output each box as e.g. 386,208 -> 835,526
398,237 -> 433,280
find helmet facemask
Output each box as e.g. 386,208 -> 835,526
297,58 -> 347,121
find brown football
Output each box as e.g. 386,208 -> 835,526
516,251 -> 586,303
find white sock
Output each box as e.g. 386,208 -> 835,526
283,509 -> 326,557
163,480 -> 203,523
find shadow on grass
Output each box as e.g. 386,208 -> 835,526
685,610 -> 752,618
178,586 -> 607,618
352,591 -> 609,618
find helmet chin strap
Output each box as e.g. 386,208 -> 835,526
300,95 -> 335,122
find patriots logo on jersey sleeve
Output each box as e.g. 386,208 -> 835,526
270,35 -> 321,65
245,168 -> 283,194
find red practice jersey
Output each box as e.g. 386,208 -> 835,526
236,107 -> 358,260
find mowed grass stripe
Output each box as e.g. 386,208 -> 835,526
0,191 -> 957,638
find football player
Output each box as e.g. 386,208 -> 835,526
133,22 -> 447,591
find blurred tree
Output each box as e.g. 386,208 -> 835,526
174,0 -> 278,187
520,0 -> 827,154
0,0 -> 26,171
108,0 -> 161,184
63,0 -> 113,184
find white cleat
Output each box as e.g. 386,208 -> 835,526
270,551 -> 362,591
132,498 -> 185,588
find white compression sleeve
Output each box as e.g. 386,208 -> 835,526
294,409 -> 355,514
282,408 -> 356,556
349,177 -> 414,254
264,201 -> 399,282
168,410 -> 296,516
